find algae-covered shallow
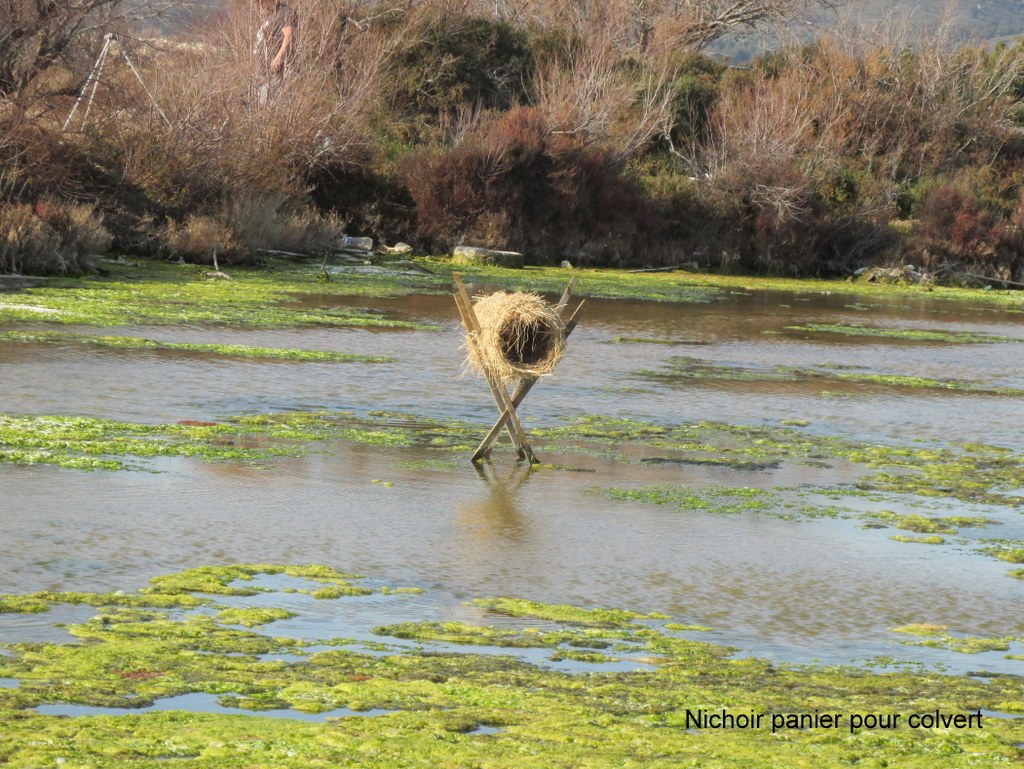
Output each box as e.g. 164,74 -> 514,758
6,256 -> 1022,337
443,260 -> 1024,308
0,564 -> 1021,768
4,409 -> 1022,518
2,264 -> 1024,765
783,323 -> 1022,344
639,356 -> 1024,396
0,258 -> 443,329
0,330 -> 393,363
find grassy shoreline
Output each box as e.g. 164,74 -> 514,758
0,258 -> 1021,334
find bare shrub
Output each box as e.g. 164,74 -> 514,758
164,214 -> 238,262
53,0 -> 393,257
506,0 -> 831,54
532,28 -> 675,161
672,16 -> 1024,275
225,193 -> 289,254
63,202 -> 115,255
0,204 -> 60,273
404,105 -> 650,262
0,200 -> 110,274
272,205 -> 347,255
93,0 -> 389,201
0,0 -> 191,98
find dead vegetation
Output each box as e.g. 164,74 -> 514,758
465,291 -> 566,384
2,0 -> 1024,281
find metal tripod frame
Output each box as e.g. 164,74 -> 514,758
63,32 -> 170,131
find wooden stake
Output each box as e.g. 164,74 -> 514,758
454,273 -> 583,464
453,275 -> 536,463
556,275 -> 578,311
472,299 -> 584,462
453,289 -> 524,457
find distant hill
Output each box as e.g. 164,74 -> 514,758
713,1 -> 1024,63
829,0 -> 1024,42
145,1 -> 1024,55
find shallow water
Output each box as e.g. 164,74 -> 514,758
1,284 -> 1023,674
35,693 -> 395,722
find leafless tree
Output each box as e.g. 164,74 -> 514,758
487,0 -> 836,53
658,0 -> 837,49
0,0 -> 189,97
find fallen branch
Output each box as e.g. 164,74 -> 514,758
628,265 -> 681,273
952,270 -> 1024,289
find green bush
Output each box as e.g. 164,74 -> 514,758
667,53 -> 724,148
387,12 -> 533,121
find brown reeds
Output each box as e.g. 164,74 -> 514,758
465,291 -> 565,384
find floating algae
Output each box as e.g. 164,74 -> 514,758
891,624 -> 1021,655
639,358 -> 1024,396
0,258 -> 440,329
613,336 -> 710,346
0,412 -> 480,472
865,512 -> 998,534
445,260 -> 1024,307
4,412 -> 1022,517
889,534 -> 946,544
0,331 -> 393,363
784,323 -> 1019,344
0,564 -> 1021,768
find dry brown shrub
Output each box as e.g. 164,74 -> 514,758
532,27 -> 675,162
62,202 -> 115,255
0,200 -> 110,274
0,204 -> 60,273
161,192 -> 346,262
273,206 -> 347,254
689,16 -> 1024,193
81,0 -> 390,214
404,105 -> 651,261
163,214 -> 237,262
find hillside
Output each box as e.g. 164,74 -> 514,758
835,0 -> 1024,41
714,0 -> 1024,62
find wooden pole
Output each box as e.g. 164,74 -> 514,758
453,288 -> 524,457
472,299 -> 584,462
452,275 -> 537,463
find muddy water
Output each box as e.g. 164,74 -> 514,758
1,286 -> 1023,672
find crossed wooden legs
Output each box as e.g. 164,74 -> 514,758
452,273 -> 584,464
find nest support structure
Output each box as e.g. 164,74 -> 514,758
453,273 -> 584,464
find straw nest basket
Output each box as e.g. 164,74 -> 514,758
465,291 -> 566,384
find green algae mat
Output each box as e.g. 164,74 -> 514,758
0,563 -> 1021,768
0,331 -> 394,363
0,259 -> 443,329
637,357 -> 1024,396
4,256 -> 1022,334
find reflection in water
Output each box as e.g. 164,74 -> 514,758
454,463 -> 535,574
